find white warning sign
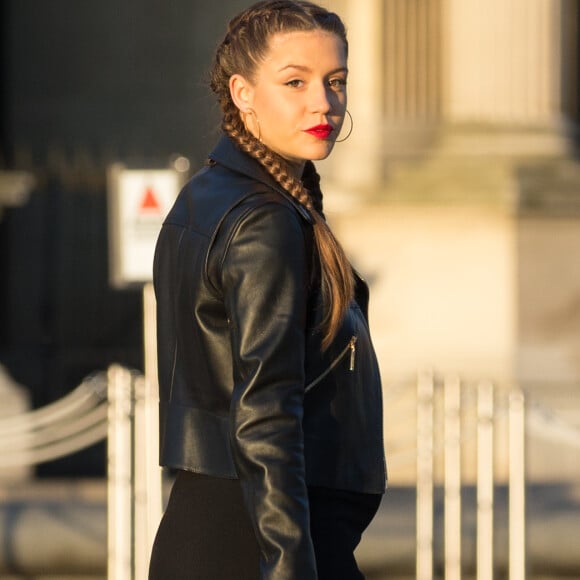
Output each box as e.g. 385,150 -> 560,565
108,165 -> 183,287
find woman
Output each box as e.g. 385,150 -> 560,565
149,1 -> 386,578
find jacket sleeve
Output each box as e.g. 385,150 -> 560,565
217,198 -> 317,579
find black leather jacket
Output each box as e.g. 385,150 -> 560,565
154,135 -> 386,579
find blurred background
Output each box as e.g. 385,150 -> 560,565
1,0 -> 579,578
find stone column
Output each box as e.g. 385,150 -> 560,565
383,0 -> 443,123
441,0 -> 576,155
380,0 -> 444,158
320,0 -> 384,198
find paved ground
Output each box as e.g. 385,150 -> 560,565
357,484 -> 580,579
1,479 -> 579,578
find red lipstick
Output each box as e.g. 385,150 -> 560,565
305,124 -> 334,139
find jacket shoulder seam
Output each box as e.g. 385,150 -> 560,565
205,192 -> 309,297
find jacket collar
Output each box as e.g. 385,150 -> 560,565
208,134 -> 286,195
207,134 -> 313,223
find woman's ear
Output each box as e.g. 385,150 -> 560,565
229,74 -> 254,113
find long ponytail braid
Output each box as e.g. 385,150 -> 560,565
210,0 -> 354,350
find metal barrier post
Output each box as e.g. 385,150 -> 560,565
133,375 -> 149,580
509,390 -> 526,580
134,281 -> 163,578
107,364 -> 134,580
444,375 -> 461,580
416,370 -> 434,580
477,381 -> 494,580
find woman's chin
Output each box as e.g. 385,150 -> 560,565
307,141 -> 337,161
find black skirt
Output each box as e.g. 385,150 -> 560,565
148,470 -> 381,580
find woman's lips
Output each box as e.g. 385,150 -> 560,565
305,124 -> 334,139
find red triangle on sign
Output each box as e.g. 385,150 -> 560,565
140,187 -> 161,213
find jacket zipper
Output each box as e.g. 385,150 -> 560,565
304,336 -> 357,394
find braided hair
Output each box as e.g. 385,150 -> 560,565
210,0 -> 354,350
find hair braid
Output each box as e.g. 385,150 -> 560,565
211,1 -> 354,350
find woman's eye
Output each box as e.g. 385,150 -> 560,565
329,78 -> 347,89
286,79 -> 303,88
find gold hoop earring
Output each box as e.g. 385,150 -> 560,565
335,110 -> 353,143
244,109 -> 262,142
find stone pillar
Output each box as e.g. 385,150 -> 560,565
320,0 -> 384,199
381,0 -> 444,158
383,0 -> 443,123
445,0 -> 561,124
441,0 -> 576,155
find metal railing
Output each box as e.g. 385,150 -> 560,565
0,285 -> 163,580
2,356 -> 579,577
0,372 -> 108,468
415,373 -> 526,579
0,365 -> 162,579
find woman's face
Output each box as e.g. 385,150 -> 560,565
230,29 -> 348,175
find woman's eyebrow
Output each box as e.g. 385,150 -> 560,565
277,64 -> 348,75
278,64 -> 311,73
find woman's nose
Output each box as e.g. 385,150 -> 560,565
309,83 -> 332,113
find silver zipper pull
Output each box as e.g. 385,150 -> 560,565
349,337 -> 357,371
